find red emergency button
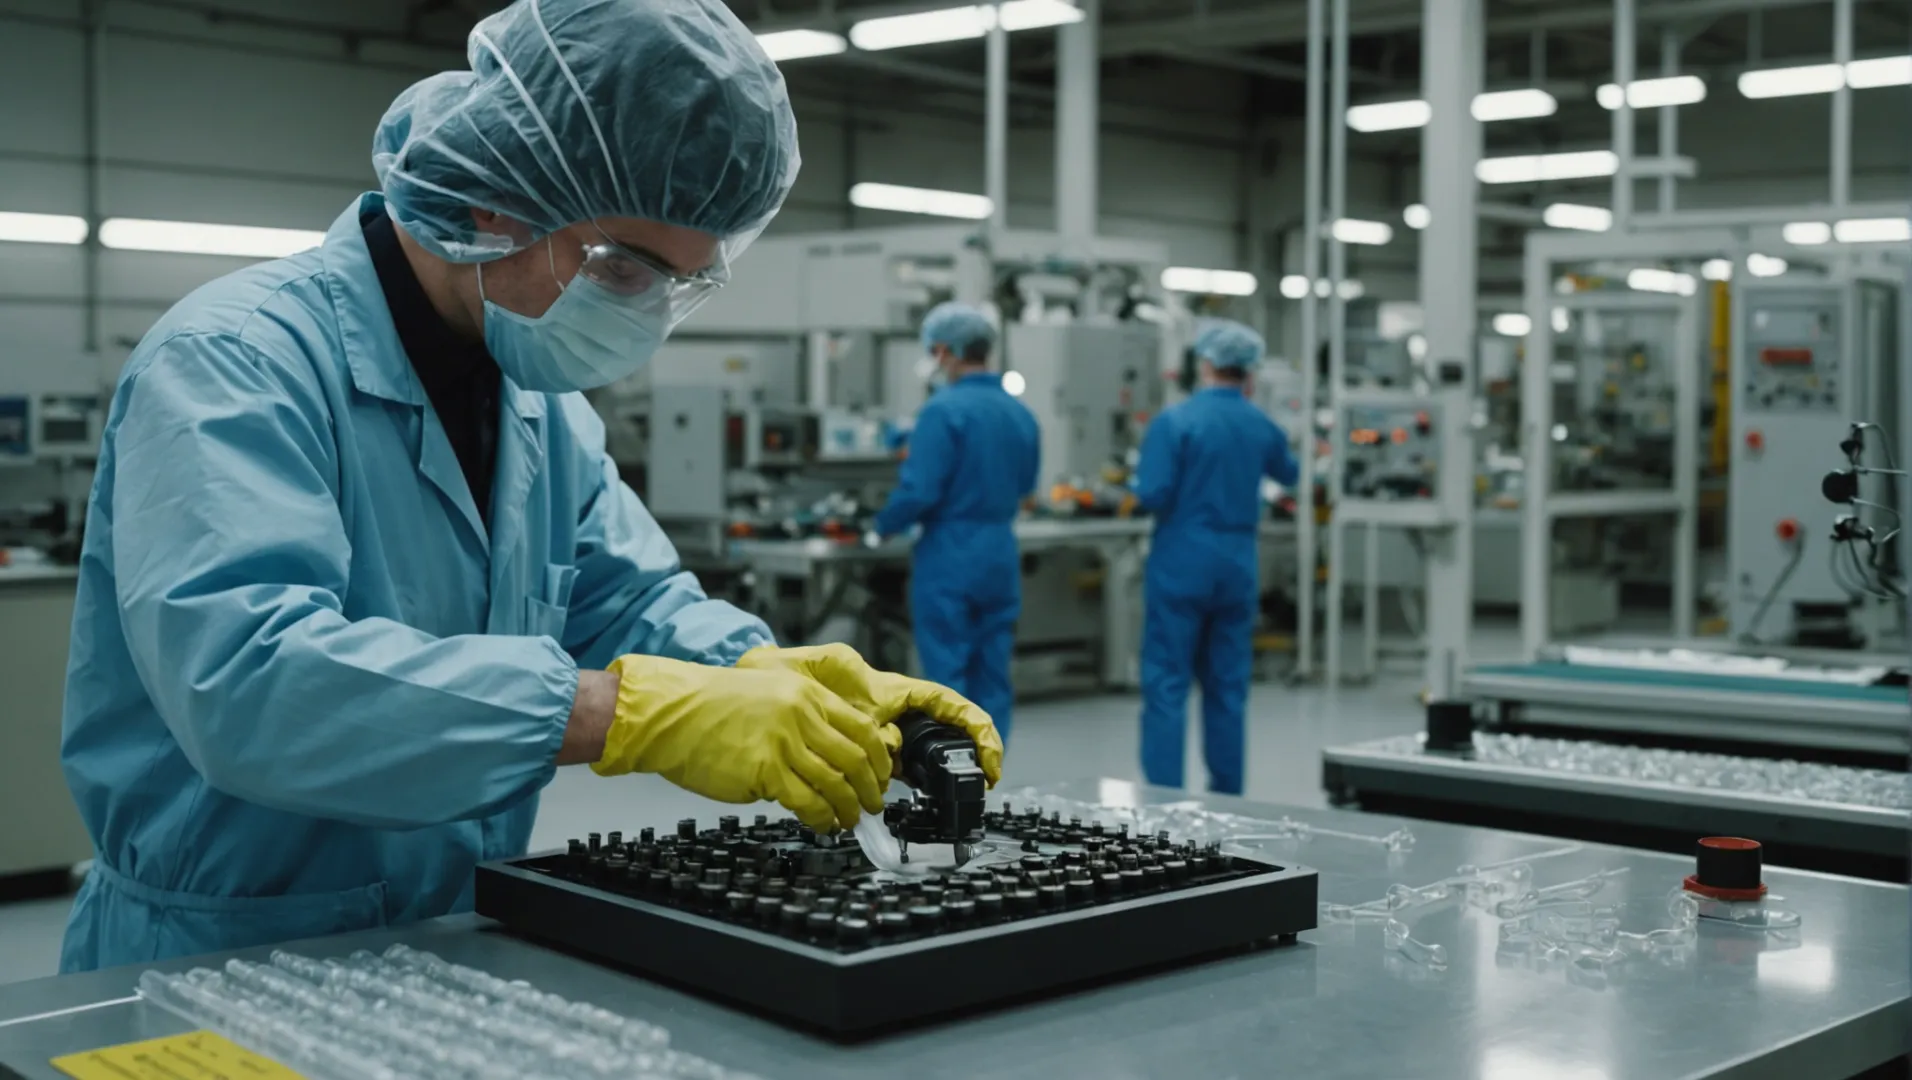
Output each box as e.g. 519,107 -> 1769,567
1746,429 -> 1765,453
1776,518 -> 1800,543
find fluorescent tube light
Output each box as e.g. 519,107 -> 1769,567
996,0 -> 1084,31
99,217 -> 323,258
1746,253 -> 1789,277
1476,150 -> 1619,185
1738,63 -> 1845,99
1278,275 -> 1310,299
1336,279 -> 1365,301
849,0 -> 1080,50
1846,55 -> 1912,89
1782,221 -> 1831,245
1596,75 -> 1706,109
1472,88 -> 1558,121
1492,313 -> 1532,337
848,182 -> 993,219
1832,217 -> 1911,243
1161,267 -> 1258,296
0,211 -> 88,245
1542,203 -> 1613,232
755,29 -> 848,61
1700,258 -> 1733,281
1346,100 -> 1431,132
1626,268 -> 1697,296
1002,370 -> 1027,397
1330,218 -> 1394,246
1403,204 -> 1430,230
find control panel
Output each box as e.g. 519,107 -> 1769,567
1728,280 -> 1897,645
1341,403 -> 1438,501
1740,301 -> 1842,413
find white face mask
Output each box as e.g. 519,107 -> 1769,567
917,354 -> 950,391
478,238 -> 669,393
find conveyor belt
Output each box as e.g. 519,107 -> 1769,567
1464,660 -> 1909,759
1323,733 -> 1911,880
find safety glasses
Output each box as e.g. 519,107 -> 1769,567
575,224 -> 726,325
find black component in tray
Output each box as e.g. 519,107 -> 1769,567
475,802 -> 1317,1034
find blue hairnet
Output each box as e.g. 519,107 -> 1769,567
920,303 -> 997,357
372,0 -> 800,272
1193,320 -> 1266,371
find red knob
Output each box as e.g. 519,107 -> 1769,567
1776,518 -> 1800,542
1746,430 -> 1765,452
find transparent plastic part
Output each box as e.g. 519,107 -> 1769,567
137,945 -> 759,1080
1004,789 -> 1416,851
1692,892 -> 1804,930
1384,919 -> 1448,968
1372,731 -> 1910,810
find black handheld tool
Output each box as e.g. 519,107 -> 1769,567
886,711 -> 986,864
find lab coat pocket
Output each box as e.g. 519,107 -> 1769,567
525,563 -> 578,641
524,596 -> 570,643
92,863 -> 388,964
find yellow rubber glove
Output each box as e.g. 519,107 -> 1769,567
592,654 -> 892,832
735,643 -> 1004,786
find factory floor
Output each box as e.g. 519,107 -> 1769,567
0,624 -> 1523,986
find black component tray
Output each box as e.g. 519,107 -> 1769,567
475,804 -> 1317,1034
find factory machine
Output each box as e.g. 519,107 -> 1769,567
1325,250 -> 1911,881
1727,278 -> 1902,650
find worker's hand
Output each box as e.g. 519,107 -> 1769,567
737,643 -> 1003,786
593,654 -> 892,832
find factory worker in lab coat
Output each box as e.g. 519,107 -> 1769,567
1133,321 -> 1299,795
868,304 -> 1040,742
57,0 -> 999,973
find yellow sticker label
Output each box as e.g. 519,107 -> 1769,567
52,1030 -> 303,1080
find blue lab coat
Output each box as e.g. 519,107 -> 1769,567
873,373 -> 1039,740
58,194 -> 770,972
1132,386 -> 1299,794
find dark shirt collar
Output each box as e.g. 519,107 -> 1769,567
359,209 -> 498,392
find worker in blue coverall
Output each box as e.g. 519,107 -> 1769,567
1133,321 -> 1300,795
868,304 -> 1040,742
56,0 -> 999,973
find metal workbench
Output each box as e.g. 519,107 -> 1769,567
731,518 -> 1153,688
1323,734 -> 1912,880
3,780 -> 1906,1079
1463,645 -> 1910,760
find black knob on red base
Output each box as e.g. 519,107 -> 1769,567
1685,836 -> 1768,899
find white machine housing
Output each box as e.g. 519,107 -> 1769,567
1006,321 -> 1163,486
1729,278 -> 1900,645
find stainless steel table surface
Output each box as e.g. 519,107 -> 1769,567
2,780 -> 1906,1079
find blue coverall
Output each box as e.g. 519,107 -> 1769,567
1132,386 -> 1299,794
873,373 -> 1040,740
57,195 -> 771,971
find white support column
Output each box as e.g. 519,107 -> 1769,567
1295,0 -> 1326,680
986,7 -> 1008,242
1611,0 -> 1635,231
1831,0 -> 1853,207
1420,0 -> 1481,698
1325,0 -> 1349,686
1658,29 -> 1679,215
1055,0 -> 1100,257
1520,242 -> 1554,659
